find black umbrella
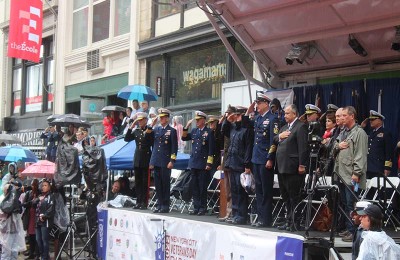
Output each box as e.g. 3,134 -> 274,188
47,114 -> 60,123
101,105 -> 126,113
50,114 -> 92,128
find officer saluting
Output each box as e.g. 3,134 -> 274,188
124,112 -> 154,209
182,111 -> 215,216
147,108 -> 178,213
361,110 -> 393,178
242,93 -> 279,227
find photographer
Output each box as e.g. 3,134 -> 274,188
40,125 -> 60,162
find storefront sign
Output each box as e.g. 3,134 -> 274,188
156,77 -> 162,97
80,96 -> 105,119
182,63 -> 227,84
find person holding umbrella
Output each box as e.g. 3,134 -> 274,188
124,112 -> 154,209
40,125 -> 60,162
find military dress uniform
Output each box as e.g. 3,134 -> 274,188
366,110 -> 392,179
304,104 -> 324,138
147,109 -> 178,213
242,93 -> 280,227
222,106 -> 254,224
124,112 -> 154,209
182,111 -> 216,215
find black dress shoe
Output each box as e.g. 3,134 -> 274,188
140,205 -> 147,210
153,209 -> 161,213
197,211 -> 206,216
277,223 -> 290,230
232,219 -> 246,225
189,210 -> 199,215
255,222 -> 266,227
133,204 -> 141,209
159,209 -> 169,213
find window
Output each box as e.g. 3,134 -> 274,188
93,0 -> 110,43
169,45 -> 227,105
11,39 -> 54,115
72,0 -> 131,50
155,0 -> 181,19
114,0 -> 131,36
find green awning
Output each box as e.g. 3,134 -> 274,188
65,73 -> 128,102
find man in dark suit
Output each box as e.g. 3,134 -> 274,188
147,108 -> 178,213
275,104 -> 309,231
182,111 -> 216,216
124,112 -> 154,209
40,125 -> 60,162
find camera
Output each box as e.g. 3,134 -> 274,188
308,121 -> 322,154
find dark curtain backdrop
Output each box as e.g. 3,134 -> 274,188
292,77 -> 400,169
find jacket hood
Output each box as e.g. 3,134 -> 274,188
8,162 -> 17,174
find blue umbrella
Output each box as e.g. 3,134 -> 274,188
117,84 -> 158,101
0,146 -> 38,163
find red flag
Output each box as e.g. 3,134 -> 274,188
8,0 -> 43,63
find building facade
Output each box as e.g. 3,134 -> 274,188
0,0 -> 254,140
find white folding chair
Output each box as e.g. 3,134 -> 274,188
206,170 -> 222,214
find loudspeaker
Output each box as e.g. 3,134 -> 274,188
3,117 -> 17,131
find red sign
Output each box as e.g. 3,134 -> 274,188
8,0 -> 43,63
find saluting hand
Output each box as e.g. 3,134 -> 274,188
247,102 -> 256,115
185,119 -> 194,128
151,117 -> 158,127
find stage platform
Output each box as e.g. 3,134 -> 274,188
96,207 -> 400,260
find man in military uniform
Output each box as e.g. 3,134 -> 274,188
124,112 -> 154,209
360,110 -> 392,179
40,125 -> 60,162
222,106 -> 253,224
304,104 -> 324,138
243,93 -> 280,227
218,105 -> 235,222
182,111 -> 216,216
147,108 -> 178,213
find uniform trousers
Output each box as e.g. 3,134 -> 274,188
134,167 -> 149,206
154,166 -> 171,211
230,169 -> 248,223
191,168 -> 208,213
253,164 -> 274,225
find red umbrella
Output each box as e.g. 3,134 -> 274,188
21,160 -> 55,179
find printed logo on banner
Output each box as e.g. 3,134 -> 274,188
154,230 -> 165,260
7,0 -> 43,62
275,236 -> 303,260
109,235 -> 114,249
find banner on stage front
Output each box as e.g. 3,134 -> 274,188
8,0 -> 43,63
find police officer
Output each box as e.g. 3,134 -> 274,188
147,108 -> 178,213
124,112 -> 154,209
182,111 -> 215,216
40,125 -> 60,162
243,93 -> 279,227
223,106 -> 253,225
361,110 -> 392,179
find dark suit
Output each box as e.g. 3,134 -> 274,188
125,127 -> 154,207
182,126 -> 215,213
275,119 -> 308,227
147,125 -> 178,211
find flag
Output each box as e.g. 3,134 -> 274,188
8,0 -> 43,63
